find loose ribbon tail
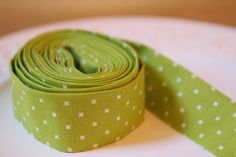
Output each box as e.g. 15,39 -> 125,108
10,30 -> 235,157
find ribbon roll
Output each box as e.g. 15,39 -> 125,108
10,30 -> 235,157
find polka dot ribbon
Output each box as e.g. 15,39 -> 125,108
10,30 -> 235,156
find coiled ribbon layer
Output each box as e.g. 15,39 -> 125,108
10,30 -> 235,157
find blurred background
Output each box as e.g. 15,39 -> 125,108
0,0 -> 236,36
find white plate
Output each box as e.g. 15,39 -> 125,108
1,17 -> 236,157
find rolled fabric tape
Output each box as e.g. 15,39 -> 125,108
10,30 -> 235,156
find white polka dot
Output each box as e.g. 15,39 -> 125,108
46,142 -> 50,146
126,100 -> 130,106
32,106 -> 36,110
150,101 -> 156,106
233,113 -> 236,118
157,66 -> 164,72
17,101 -> 20,106
198,120 -> 204,125
78,112 -> 84,117
138,110 -> 142,115
91,99 -> 96,104
80,135 -> 85,140
68,68 -> 72,73
164,111 -> 169,116
54,134 -> 59,139
41,78 -> 45,82
142,55 -> 148,61
122,42 -> 128,48
43,120 -> 47,125
35,127 -> 39,132
213,101 -> 219,107
64,101 -> 70,106
198,133 -> 204,138
176,77 -> 181,83
173,62 -> 178,67
216,130 -> 222,135
116,116 -> 121,121
177,92 -> 183,97
26,112 -> 30,117
23,117 -> 26,122
179,107 -> 185,113
139,90 -> 143,95
39,98 -> 44,103
196,104 -> 202,110
181,123 -> 187,128
94,58 -> 99,63
67,148 -> 73,152
125,121 -> 129,126
56,48 -> 63,54
218,145 -> 224,151
105,130 -> 110,135
93,143 -> 98,148
51,112 -> 57,117
82,60 -> 87,65
211,87 -> 216,91
62,85 -> 68,89
162,82 -> 167,87
148,85 -> 153,91
163,96 -> 169,102
193,89 -> 200,94
131,126 -> 135,130
79,44 -> 85,49
104,108 -> 109,113
192,74 -> 197,79
92,122 -> 97,127
134,85 -> 138,90
132,105 -> 136,110
117,95 -> 122,99
155,52 -> 160,56
22,91 -> 26,95
215,116 -> 221,121
65,125 -> 71,130
116,136 -> 120,141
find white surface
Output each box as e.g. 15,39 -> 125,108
1,17 -> 236,157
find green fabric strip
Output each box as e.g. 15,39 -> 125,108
10,30 -> 235,156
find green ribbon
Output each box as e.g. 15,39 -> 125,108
10,30 -> 235,156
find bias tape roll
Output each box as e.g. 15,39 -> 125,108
10,30 -> 235,156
